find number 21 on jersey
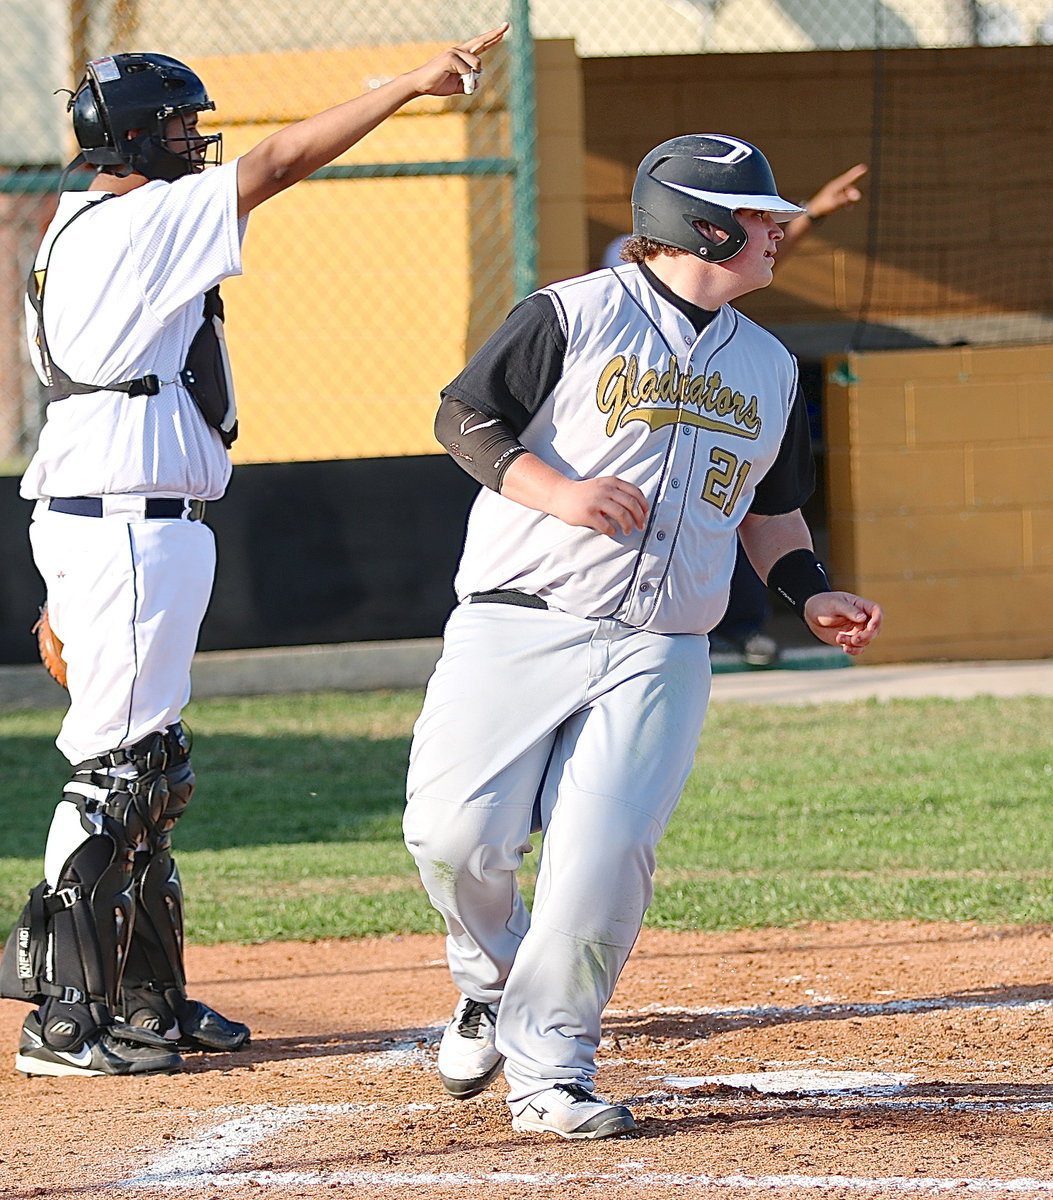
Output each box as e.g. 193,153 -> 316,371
701,447 -> 751,517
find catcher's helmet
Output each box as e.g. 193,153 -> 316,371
630,134 -> 804,263
70,53 -> 222,182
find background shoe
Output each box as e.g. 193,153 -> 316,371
741,632 -> 780,667
437,996 -> 503,1098
511,1082 -> 637,1140
15,1012 -> 183,1078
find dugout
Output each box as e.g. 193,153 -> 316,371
583,43 -> 1053,663
1,21 -> 1051,666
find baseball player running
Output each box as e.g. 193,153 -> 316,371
1,24 -> 509,1078
404,133 -> 882,1139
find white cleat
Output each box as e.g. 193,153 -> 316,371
437,995 -> 503,1098
511,1082 -> 638,1140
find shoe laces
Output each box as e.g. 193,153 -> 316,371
554,1082 -> 595,1105
456,998 -> 494,1038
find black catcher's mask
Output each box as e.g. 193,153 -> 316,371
70,53 -> 222,182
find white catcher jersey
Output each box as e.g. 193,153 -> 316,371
453,263 -> 803,635
20,159 -> 247,503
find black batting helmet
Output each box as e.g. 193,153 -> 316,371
631,134 -> 803,263
70,53 -> 222,182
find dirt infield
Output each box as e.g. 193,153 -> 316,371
3,921 -> 1053,1199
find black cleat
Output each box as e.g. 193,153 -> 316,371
175,999 -> 251,1052
123,988 -> 251,1052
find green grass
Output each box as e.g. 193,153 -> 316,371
1,690 -> 1051,942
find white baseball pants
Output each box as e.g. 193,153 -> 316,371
404,600 -> 711,1107
29,504 -> 215,765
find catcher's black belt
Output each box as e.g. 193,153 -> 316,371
48,496 -> 206,521
469,589 -> 547,610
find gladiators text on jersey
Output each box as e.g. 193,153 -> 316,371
595,353 -> 761,440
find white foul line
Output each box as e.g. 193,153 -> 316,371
120,1104 -> 363,1186
611,995 -> 1053,1022
118,1165 -> 1053,1194
114,1097 -> 1053,1194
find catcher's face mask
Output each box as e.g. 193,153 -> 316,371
154,112 -> 222,174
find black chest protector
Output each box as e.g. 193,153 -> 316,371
27,194 -> 238,447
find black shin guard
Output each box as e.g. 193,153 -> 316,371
0,732 -> 169,1051
0,820 -> 134,1050
121,724 -> 193,1036
119,725 -> 250,1052
120,852 -> 187,1037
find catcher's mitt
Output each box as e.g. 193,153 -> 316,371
32,605 -> 68,688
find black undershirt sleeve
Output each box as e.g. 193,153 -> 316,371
435,293 -> 567,490
749,380 -> 816,515
441,293 -> 567,433
435,276 -> 813,508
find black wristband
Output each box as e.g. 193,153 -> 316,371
804,208 -> 826,225
767,549 -> 831,620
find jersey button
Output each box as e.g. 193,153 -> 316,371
656,531 -> 666,541
639,582 -> 651,592
671,478 -> 680,489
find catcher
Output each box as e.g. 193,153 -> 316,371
2,25 -> 509,1077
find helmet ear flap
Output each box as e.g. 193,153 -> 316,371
689,204 -> 748,264
70,71 -> 131,175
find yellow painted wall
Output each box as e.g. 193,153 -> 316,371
185,40 -> 584,466
825,343 -> 1053,662
534,40 -> 588,290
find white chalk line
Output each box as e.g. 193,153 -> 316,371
658,1069 -> 915,1093
112,990 -> 1053,1194
115,1089 -> 1053,1193
327,994 -> 1053,1072
118,1164 -> 1053,1194
609,995 -> 1053,1021
121,1104 -> 364,1182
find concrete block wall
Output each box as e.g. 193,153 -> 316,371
188,39 -> 584,466
825,343 -> 1053,662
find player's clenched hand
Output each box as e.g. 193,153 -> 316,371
405,23 -> 510,97
803,591 -> 883,656
550,476 -> 649,537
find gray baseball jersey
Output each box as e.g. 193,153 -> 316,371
449,262 -> 811,634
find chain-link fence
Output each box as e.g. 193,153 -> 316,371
3,0 -> 1052,470
534,0 -> 1053,55
1,0 -> 526,469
